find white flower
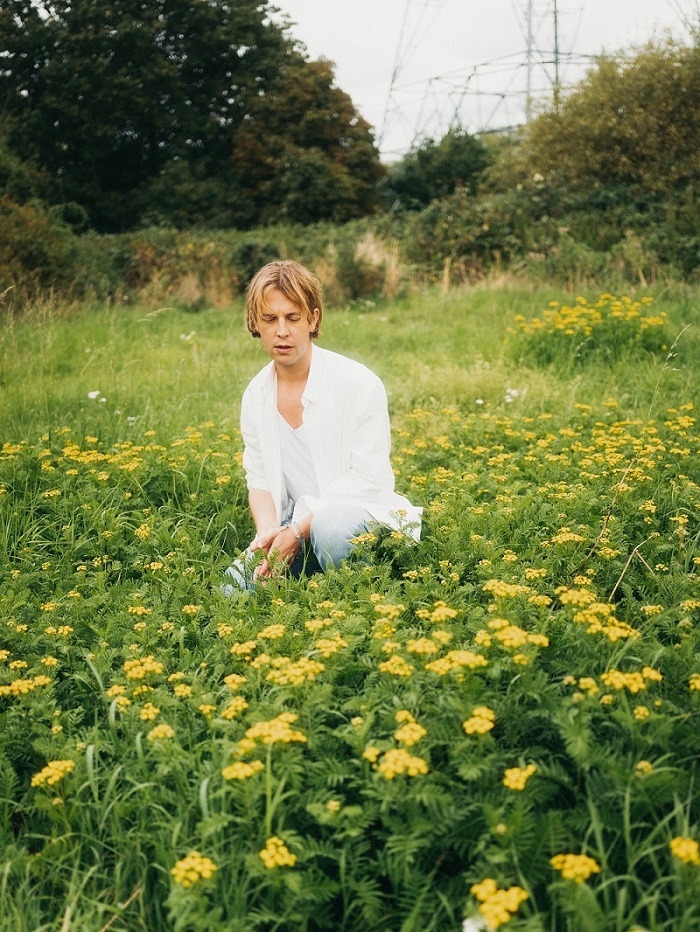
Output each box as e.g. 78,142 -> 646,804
463,918 -> 487,932
475,399 -> 484,405
88,390 -> 101,400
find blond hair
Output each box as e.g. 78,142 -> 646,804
246,260 -> 323,338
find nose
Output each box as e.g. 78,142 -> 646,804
276,316 -> 289,337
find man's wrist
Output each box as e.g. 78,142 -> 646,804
288,522 -> 304,547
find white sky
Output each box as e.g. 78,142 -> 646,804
273,0 -> 695,159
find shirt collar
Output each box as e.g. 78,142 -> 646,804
301,343 -> 323,406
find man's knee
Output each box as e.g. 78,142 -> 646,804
310,504 -> 370,570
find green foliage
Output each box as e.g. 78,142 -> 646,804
0,0 -> 382,232
1,286 -> 699,928
384,128 -> 492,210
0,196 -> 80,297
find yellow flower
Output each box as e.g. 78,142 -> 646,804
670,836 -> 700,866
463,707 -> 496,735
31,759 -> 76,787
635,760 -> 653,777
221,760 -> 264,780
235,713 -> 306,753
139,702 -> 160,721
258,624 -> 285,639
376,748 -> 428,779
362,746 -> 380,763
550,853 -> 600,883
633,705 -> 650,721
171,851 -> 217,887
470,878 -> 529,929
182,604 -> 201,615
147,724 -> 175,742
394,722 -> 427,747
259,837 -> 296,868
503,764 -> 536,791
378,655 -> 414,677
220,696 -> 249,719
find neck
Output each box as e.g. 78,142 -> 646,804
274,342 -> 313,385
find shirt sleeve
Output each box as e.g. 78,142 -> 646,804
240,386 -> 272,493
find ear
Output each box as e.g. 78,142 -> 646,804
310,308 -> 320,335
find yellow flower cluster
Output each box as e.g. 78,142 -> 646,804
171,851 -> 217,887
503,764 -> 536,791
601,667 -> 662,693
235,712 -> 307,755
182,604 -> 200,615
305,616 -> 334,633
139,701 -> 160,721
257,624 -> 285,640
376,748 -> 428,779
259,836 -> 296,868
123,655 -> 163,679
0,676 -> 54,697
220,696 -> 249,719
690,673 -> 700,691
424,650 -> 488,675
429,600 -> 458,623
556,586 -> 596,606
394,711 -> 427,747
230,640 -> 257,658
223,673 -> 246,690
670,836 -> 700,865
513,294 -> 664,338
463,706 -> 495,735
373,602 -> 405,620
470,878 -> 529,930
550,853 -> 601,883
315,632 -> 347,657
147,723 -> 175,741
265,656 -> 325,686
221,759 -> 264,781
31,759 -> 76,787
406,637 -> 438,654
573,603 -> 641,642
482,579 -> 532,599
378,654 -> 414,677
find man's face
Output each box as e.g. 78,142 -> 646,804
257,289 -> 319,373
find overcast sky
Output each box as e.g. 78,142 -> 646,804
273,0 -> 694,159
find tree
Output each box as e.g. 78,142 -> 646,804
228,55 -> 384,225
0,0 -> 383,231
493,39 -> 700,196
383,128 -> 491,210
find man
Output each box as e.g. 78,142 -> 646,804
222,260 -> 421,591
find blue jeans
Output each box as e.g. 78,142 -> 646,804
220,503 -> 371,595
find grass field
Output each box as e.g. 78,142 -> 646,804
1,283 -> 699,930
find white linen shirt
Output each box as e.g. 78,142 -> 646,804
240,344 -> 422,538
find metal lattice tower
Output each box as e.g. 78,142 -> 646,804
381,0 -> 594,158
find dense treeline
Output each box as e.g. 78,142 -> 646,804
0,0 -> 381,232
1,9 -> 699,305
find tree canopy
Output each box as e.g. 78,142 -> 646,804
490,39 -> 700,196
383,128 -> 492,210
0,0 -> 383,230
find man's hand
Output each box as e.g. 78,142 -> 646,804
250,526 -> 301,581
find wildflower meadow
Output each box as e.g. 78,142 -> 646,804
1,287 -> 699,931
